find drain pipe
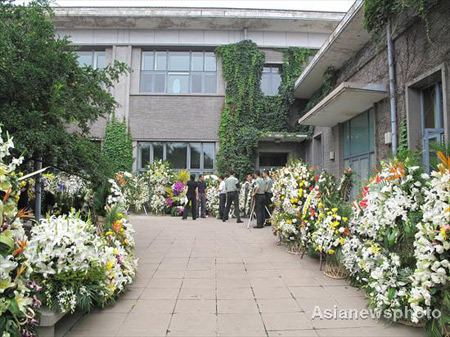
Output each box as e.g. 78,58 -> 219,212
243,27 -> 248,40
386,20 -> 398,156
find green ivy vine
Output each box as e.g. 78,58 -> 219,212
364,0 -> 438,39
215,41 -> 312,178
215,40 -> 264,178
259,47 -> 312,133
102,115 -> 134,175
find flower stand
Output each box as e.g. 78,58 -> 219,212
37,307 -> 84,337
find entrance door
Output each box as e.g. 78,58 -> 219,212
259,152 -> 289,171
421,82 -> 444,172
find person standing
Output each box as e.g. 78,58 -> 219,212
218,176 -> 227,220
182,174 -> 199,220
197,174 -> 207,218
243,173 -> 254,218
252,170 -> 266,228
222,171 -> 243,223
263,170 -> 273,225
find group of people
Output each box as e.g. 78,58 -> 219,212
182,170 -> 274,229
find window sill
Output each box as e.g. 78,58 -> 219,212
131,93 -> 225,98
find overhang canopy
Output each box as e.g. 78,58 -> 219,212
298,82 -> 387,127
294,0 -> 371,99
52,7 -> 343,33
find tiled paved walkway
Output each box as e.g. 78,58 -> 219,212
65,215 -> 424,337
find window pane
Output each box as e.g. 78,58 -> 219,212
168,74 -> 189,94
271,73 -> 281,95
192,52 -> 204,71
169,52 -> 190,71
167,143 -> 187,169
204,73 -> 217,94
271,67 -> 280,74
156,52 -> 167,71
263,67 -> 271,73
203,143 -> 214,169
261,73 -> 271,95
154,73 -> 166,93
153,143 -> 164,161
190,143 -> 201,169
96,52 -> 105,69
342,122 -> 350,158
368,109 -> 375,152
423,83 -> 443,129
350,112 -> 369,156
204,53 -> 216,71
360,157 -> 370,183
77,52 -> 93,67
140,144 -> 151,169
142,52 -> 154,70
191,73 -> 203,93
140,72 -> 153,93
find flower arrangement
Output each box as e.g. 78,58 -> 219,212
102,207 -> 138,296
204,175 -> 220,218
410,152 -> 450,331
312,207 -> 350,256
25,212 -> 109,313
0,128 -> 40,337
271,160 -> 316,249
144,161 -> 174,214
107,173 -> 128,212
26,209 -> 138,313
341,158 -> 429,323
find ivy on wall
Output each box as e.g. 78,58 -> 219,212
215,40 -> 313,178
259,47 -> 312,133
215,40 -> 264,178
102,115 -> 134,175
364,0 -> 438,39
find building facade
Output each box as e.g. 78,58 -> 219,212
295,0 -> 450,193
53,7 -> 344,174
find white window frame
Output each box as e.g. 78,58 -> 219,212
140,51 -> 217,95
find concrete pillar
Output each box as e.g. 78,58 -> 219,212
111,45 -> 132,122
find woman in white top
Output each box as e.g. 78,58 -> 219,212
218,176 -> 227,220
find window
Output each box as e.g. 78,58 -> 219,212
138,142 -> 216,172
313,134 -> 323,170
261,65 -> 282,95
140,51 -> 217,94
76,51 -> 105,69
422,82 -> 444,172
342,109 -> 375,197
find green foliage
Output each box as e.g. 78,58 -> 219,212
215,40 -> 265,178
216,42 -> 313,178
259,47 -> 311,133
0,0 -> 128,183
364,0 -> 439,39
102,116 -> 134,175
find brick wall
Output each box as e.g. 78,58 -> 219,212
128,95 -> 224,141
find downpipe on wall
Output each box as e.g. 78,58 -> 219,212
386,20 -> 398,156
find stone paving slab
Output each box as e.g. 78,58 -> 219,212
64,215 -> 425,337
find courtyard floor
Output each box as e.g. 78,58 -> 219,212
64,215 -> 424,337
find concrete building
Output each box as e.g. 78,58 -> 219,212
296,0 -> 450,193
53,7 -> 344,174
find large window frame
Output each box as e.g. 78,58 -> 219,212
140,51 -> 217,95
261,65 -> 282,96
76,51 -> 106,69
138,142 -> 215,173
342,109 -> 376,197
